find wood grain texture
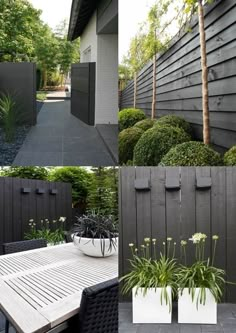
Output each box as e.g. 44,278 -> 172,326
0,243 -> 118,333
119,167 -> 236,302
120,0 -> 236,151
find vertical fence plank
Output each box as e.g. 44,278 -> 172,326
195,167 -> 211,259
180,167 -> 196,265
4,178 -> 13,243
12,178 -> 23,241
165,167 -> 181,258
226,167 -> 236,302
135,167 -> 152,247
0,178 -> 4,254
150,168 -> 166,255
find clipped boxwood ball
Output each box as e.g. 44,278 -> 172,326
119,127 -> 144,165
155,115 -> 192,136
133,125 -> 191,166
134,118 -> 157,131
118,108 -> 146,131
224,146 -> 236,166
160,141 -> 222,166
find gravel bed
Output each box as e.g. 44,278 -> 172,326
0,126 -> 31,165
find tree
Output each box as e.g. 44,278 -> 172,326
143,0 -> 171,119
0,167 -> 49,180
54,20 -> 80,86
0,0 -> 42,61
48,167 -> 92,207
87,167 -> 118,217
35,25 -> 60,88
183,0 -> 213,144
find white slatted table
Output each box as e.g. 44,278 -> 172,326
0,243 -> 118,333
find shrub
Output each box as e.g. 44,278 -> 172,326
119,127 -> 144,164
133,125 -> 191,166
160,141 -> 222,166
134,118 -> 157,131
224,146 -> 236,166
118,108 -> 146,131
0,92 -> 18,142
155,115 -> 192,136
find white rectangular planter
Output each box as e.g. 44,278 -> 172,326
132,287 -> 172,323
178,288 -> 217,324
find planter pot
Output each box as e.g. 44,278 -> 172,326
178,288 -> 217,324
132,287 -> 172,323
73,235 -> 118,257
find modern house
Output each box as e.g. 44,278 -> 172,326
68,0 -> 118,126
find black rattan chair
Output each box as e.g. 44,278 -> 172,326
2,238 -> 47,333
3,238 -> 47,255
68,278 -> 118,333
53,278 -> 118,333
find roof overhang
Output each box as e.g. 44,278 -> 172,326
68,0 -> 97,41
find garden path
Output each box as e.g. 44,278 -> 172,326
13,100 -> 117,166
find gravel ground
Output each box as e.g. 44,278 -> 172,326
0,126 -> 31,165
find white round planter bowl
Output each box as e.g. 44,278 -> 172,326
73,235 -> 118,257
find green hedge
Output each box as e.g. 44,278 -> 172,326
119,127 -> 144,165
160,141 -> 222,166
155,115 -> 192,136
224,146 -> 236,166
133,125 -> 191,166
118,108 -> 146,131
134,118 -> 157,131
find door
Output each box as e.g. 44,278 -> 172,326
71,63 -> 96,126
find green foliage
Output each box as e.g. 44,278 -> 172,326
49,167 -> 92,206
36,92 -> 47,101
119,108 -> 146,131
0,92 -> 18,142
160,141 -> 222,166
86,167 -> 118,218
0,0 -> 42,61
24,217 -> 66,244
133,125 -> 191,166
224,146 -> 236,166
134,118 -> 157,131
71,213 -> 118,256
120,238 -> 178,311
177,233 -> 225,307
155,115 -> 192,136
0,166 -> 49,180
119,127 -> 144,165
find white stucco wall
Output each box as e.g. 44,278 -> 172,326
80,12 -> 97,63
95,34 -> 118,124
80,12 -> 118,125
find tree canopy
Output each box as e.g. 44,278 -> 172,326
0,0 -> 80,87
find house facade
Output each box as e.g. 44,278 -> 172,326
68,0 -> 118,125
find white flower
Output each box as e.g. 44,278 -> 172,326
59,217 -> 66,222
29,219 -> 34,222
189,233 -> 207,244
212,235 -> 219,240
129,243 -> 134,247
167,237 -> 172,241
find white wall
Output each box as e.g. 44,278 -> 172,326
80,12 -> 118,125
80,12 -> 97,63
95,34 -> 118,124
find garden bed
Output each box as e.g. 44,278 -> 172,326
0,126 -> 30,165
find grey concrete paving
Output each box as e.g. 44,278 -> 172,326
96,124 -> 118,163
13,100 -> 117,166
119,303 -> 236,333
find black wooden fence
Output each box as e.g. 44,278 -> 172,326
119,167 -> 236,302
120,0 -> 236,152
0,62 -> 37,125
0,177 -> 72,254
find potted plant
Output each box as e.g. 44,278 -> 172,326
177,233 -> 225,324
120,238 -> 178,323
72,213 -> 118,257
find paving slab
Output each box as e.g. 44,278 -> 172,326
119,303 -> 236,333
13,100 -> 116,166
